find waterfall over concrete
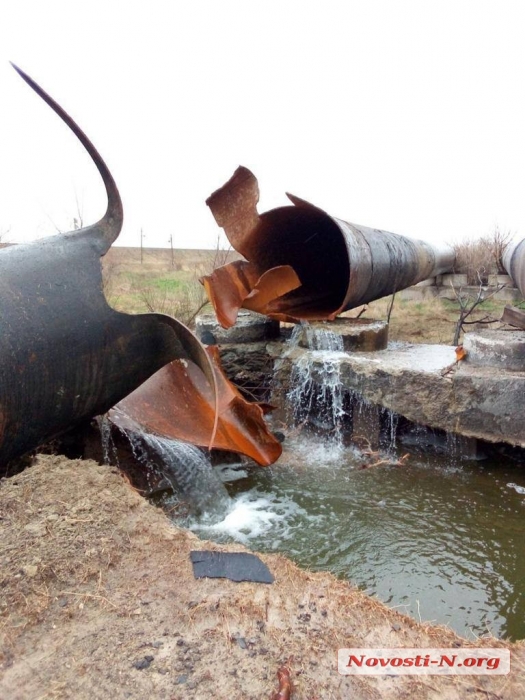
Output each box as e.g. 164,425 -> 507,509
285,323 -> 347,453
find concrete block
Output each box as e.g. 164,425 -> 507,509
464,329 -> 525,371
489,274 -> 513,287
282,341 -> 525,448
441,274 -> 469,287
296,318 -> 388,352
195,310 -> 280,345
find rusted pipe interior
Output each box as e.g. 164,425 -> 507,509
204,167 -> 455,326
254,207 -> 350,317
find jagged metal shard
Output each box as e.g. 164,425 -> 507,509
110,346 -> 282,466
0,68 -> 280,468
202,167 -> 455,327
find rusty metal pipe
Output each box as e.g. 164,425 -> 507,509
202,167 -> 455,326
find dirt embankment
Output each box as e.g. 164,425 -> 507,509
1,455 -> 524,699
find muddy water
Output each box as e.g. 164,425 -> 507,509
187,435 -> 525,641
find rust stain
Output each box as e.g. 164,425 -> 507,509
455,345 -> 467,362
110,346 -> 282,466
202,166 -> 455,327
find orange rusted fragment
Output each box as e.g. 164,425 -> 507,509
205,166 -> 261,258
201,259 -> 261,328
243,266 -> 301,314
202,260 -> 300,329
271,666 -> 292,700
110,346 -> 281,466
203,166 -> 302,327
455,345 -> 467,362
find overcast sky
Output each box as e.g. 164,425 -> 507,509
1,1 -> 524,250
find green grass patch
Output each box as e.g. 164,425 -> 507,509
149,276 -> 187,292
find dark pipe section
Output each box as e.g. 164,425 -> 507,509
0,66 -> 217,469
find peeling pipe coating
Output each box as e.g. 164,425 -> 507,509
202,167 -> 455,327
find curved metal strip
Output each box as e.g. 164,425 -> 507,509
11,63 -> 123,253
110,346 -> 282,466
503,238 -> 525,296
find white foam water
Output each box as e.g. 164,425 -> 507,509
284,432 -> 361,468
507,482 -> 525,495
191,490 -> 309,546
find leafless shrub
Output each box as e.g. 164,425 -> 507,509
453,227 -> 512,284
138,282 -> 209,329
130,237 -> 234,327
206,234 -> 235,270
450,272 -> 505,345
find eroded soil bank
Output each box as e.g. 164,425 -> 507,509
1,455 -> 524,699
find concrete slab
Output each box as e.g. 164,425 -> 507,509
464,329 -> 525,371
196,310 -> 280,344
296,318 -> 388,352
271,341 -> 525,448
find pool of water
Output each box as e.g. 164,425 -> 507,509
179,434 -> 525,641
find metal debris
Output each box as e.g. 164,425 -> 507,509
1,66 -> 216,466
202,166 -> 455,327
110,346 -> 282,466
271,666 -> 292,700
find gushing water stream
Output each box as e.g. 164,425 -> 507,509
108,411 -> 231,523
285,323 -> 348,454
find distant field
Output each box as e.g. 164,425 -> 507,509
104,246 -> 240,273
104,247 -> 515,343
103,247 -> 239,323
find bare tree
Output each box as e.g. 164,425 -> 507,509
450,272 -> 505,345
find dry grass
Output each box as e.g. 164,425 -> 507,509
361,295 -> 509,345
102,247 -> 239,327
452,228 -> 512,284
103,247 -> 515,344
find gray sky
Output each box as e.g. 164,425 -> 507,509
1,0 -> 525,249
